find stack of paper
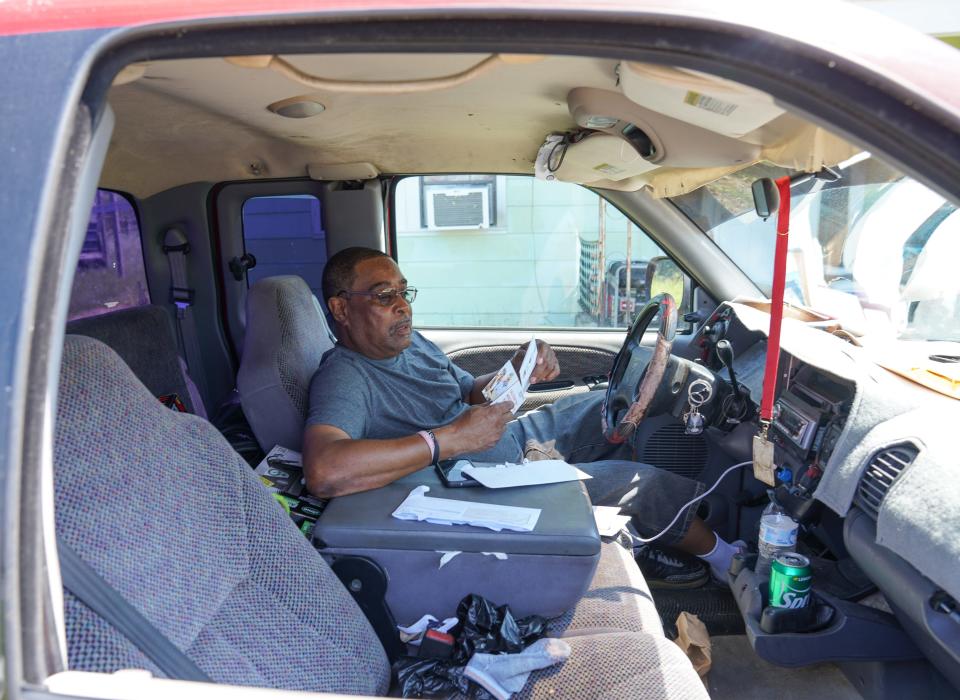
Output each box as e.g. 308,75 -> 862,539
392,485 -> 541,532
462,460 -> 592,489
481,339 -> 538,414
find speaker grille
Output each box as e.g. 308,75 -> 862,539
641,423 -> 709,479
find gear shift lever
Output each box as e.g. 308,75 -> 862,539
716,340 -> 743,399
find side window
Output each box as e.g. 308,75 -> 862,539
394,175 -> 688,328
68,190 -> 150,320
241,195 -> 327,299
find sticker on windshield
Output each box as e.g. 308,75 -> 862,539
683,91 -> 738,116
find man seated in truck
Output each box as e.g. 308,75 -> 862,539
302,246 -> 742,587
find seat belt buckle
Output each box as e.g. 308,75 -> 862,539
158,393 -> 188,413
170,286 -> 195,309
418,629 -> 455,659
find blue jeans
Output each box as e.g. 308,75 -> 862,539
465,391 -> 705,545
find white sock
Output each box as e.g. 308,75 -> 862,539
697,533 -> 739,580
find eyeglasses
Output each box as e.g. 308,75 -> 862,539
337,287 -> 417,307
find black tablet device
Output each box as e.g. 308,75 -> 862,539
435,459 -> 482,488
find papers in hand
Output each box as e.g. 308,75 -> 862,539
462,460 -> 592,489
392,485 -> 541,532
482,339 -> 538,413
593,506 -> 631,537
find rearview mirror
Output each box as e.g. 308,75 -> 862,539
752,178 -> 780,219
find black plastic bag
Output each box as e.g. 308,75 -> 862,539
393,594 -> 547,698
454,594 -> 546,663
394,657 -> 494,699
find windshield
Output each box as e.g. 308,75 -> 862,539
673,156 -> 960,342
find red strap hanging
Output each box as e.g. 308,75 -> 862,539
759,176 -> 792,424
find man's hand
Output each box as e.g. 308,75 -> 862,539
467,340 -> 561,405
512,339 -> 560,384
436,402 -> 514,456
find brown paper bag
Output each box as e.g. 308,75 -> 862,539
673,612 -> 712,677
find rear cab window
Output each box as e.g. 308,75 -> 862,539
241,194 -> 327,299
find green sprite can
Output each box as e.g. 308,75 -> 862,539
769,553 -> 813,609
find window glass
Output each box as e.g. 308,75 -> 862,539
68,190 -> 150,321
241,195 -> 327,299
395,175 -> 682,328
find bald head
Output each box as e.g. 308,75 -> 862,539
321,247 -> 390,304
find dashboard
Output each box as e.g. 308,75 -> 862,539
693,304 -> 854,494
688,301 -> 960,689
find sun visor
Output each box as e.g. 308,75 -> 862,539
761,124 -> 861,172
618,62 -> 785,138
538,132 -> 659,184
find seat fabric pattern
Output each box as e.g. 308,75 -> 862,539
517,631 -> 709,700
237,275 -> 335,451
548,541 -> 662,636
55,335 -> 389,694
67,305 -> 198,414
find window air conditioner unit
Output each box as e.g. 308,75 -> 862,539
424,186 -> 490,229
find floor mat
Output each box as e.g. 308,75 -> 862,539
653,583 -> 745,638
707,635 -> 860,700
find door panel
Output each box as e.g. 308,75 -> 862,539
421,325 -> 699,414
422,329 -> 624,411
446,343 -> 615,411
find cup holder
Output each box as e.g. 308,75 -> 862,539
759,590 -> 835,634
726,552 -> 922,666
729,552 -> 834,633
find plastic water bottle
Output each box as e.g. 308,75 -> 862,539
756,499 -> 798,577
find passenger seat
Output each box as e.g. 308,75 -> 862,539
54,335 -> 707,697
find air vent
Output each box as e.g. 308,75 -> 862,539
641,423 -> 708,479
855,444 -> 919,519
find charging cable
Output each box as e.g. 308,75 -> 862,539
630,460 -> 753,544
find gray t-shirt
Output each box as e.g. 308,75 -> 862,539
306,332 -> 478,440
307,331 -> 526,462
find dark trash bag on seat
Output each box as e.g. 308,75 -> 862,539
455,594 -> 547,660
394,594 -> 547,698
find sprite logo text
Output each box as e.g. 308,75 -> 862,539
780,590 -> 811,608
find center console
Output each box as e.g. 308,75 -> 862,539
312,468 -> 601,626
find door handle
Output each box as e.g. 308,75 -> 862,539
528,379 -> 574,392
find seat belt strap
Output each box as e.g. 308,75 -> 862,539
57,536 -> 211,682
163,228 -> 209,407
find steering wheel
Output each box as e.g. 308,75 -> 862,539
602,293 -> 678,443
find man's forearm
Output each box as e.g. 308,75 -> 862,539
304,423 -> 471,498
304,434 -> 434,497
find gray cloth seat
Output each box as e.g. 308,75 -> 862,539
54,335 -> 708,698
67,304 -> 203,415
55,335 -> 390,693
237,275 -> 335,452
517,631 -> 708,699
549,540 -> 663,637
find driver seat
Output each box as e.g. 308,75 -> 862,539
53,334 -> 708,698
237,275 -> 336,451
